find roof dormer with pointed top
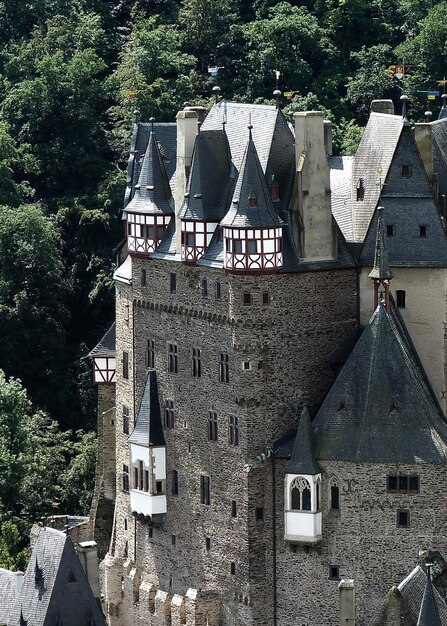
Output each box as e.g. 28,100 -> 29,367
221,125 -> 284,272
124,129 -> 174,256
369,206 -> 393,312
179,130 -> 234,264
128,370 -> 167,522
284,406 -> 322,545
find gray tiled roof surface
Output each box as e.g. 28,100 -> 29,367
329,156 -> 354,242
0,569 -> 18,624
202,102 -> 279,173
438,105 -> 447,120
220,130 -> 284,228
125,122 -> 176,207
351,113 -> 403,242
399,567 -> 447,625
129,370 -> 165,447
368,207 -> 393,279
284,407 -> 320,475
432,118 -> 447,200
125,131 -> 174,216
417,575 -> 442,626
312,301 -> 447,463
7,528 -> 106,626
88,323 -> 115,358
179,130 -> 235,222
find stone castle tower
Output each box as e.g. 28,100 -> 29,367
89,98 -> 447,625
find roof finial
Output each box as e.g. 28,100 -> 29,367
248,111 -> 253,138
134,109 -> 141,123
400,94 -> 409,124
149,116 -> 155,133
212,85 -> 221,104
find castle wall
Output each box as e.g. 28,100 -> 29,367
272,458 -> 447,626
108,257 -> 357,626
359,267 -> 447,410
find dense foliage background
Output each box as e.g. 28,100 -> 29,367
0,0 -> 445,564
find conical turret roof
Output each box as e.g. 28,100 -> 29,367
221,128 -> 283,228
129,370 -> 165,447
369,206 -> 393,280
285,406 -> 320,475
179,130 -> 235,222
313,301 -> 447,463
417,571 -> 442,626
125,130 -> 174,215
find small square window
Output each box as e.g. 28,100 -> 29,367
201,279 -> 208,298
409,475 -> 419,492
234,239 -> 243,254
262,292 -> 270,306
243,361 -> 251,371
172,535 -> 176,546
230,562 -> 236,575
206,537 -> 211,551
156,481 -> 163,494
243,291 -> 252,305
399,475 -> 408,491
396,290 -> 406,309
419,225 -> 427,238
141,269 -> 147,286
386,224 -> 394,237
397,509 -> 410,528
231,500 -> 237,518
401,165 -> 412,178
247,240 -> 257,254
329,566 -> 340,580
256,507 -> 264,521
387,476 -> 398,492
170,273 -> 176,294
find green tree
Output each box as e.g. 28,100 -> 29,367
60,430 -> 97,515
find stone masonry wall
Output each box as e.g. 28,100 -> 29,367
272,458 -> 447,626
107,257 -> 358,626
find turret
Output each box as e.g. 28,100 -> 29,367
180,129 -> 234,264
124,126 -> 174,255
368,206 -> 393,312
221,125 -> 284,272
284,406 -> 322,544
128,370 -> 167,524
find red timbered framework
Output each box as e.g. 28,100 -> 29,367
181,220 -> 218,263
127,213 -> 172,254
223,226 -> 283,271
93,357 -> 116,384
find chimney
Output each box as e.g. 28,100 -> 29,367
294,111 -> 335,261
14,571 -> 23,600
77,541 -> 101,601
174,108 -> 198,253
370,99 -> 394,115
339,579 -> 355,626
324,120 -> 333,156
413,123 -> 433,184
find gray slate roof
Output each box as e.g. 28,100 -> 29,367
371,566 -> 447,626
125,122 -> 176,207
125,130 -> 174,216
220,128 -> 284,228
284,406 -> 320,475
7,527 -> 106,626
417,575 -> 442,626
129,370 -> 165,447
369,206 -> 393,279
88,323 -> 115,358
0,569 -> 19,624
432,118 -> 447,201
329,156 -> 354,242
360,124 -> 447,268
179,130 -> 235,222
312,300 -> 447,464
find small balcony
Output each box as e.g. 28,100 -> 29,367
284,510 -> 322,544
130,490 -> 166,518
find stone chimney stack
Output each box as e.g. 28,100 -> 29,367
370,99 -> 395,115
14,571 -> 23,600
339,579 -> 355,626
77,540 -> 101,601
174,108 -> 198,253
414,123 -> 434,185
294,111 -> 335,261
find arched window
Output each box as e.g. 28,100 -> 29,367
329,476 -> 340,510
290,477 -> 311,511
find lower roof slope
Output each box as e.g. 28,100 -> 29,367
313,300 -> 447,464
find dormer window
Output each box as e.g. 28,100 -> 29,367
248,191 -> 257,207
401,165 -> 412,178
389,403 -> 399,413
271,181 -> 280,201
356,178 -> 365,201
419,225 -> 427,238
338,402 -> 347,412
386,224 -> 394,237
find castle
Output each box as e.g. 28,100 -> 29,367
88,95 -> 447,625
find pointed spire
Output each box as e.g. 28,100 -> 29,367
129,370 -> 165,447
369,207 -> 393,281
285,406 -> 320,475
126,130 -> 174,215
417,565 -> 442,626
400,94 -> 409,125
20,609 -> 27,626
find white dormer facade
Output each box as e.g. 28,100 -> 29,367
126,210 -> 171,255
284,472 -> 322,544
181,218 -> 218,264
223,224 -> 283,272
129,443 -> 167,518
93,356 -> 116,384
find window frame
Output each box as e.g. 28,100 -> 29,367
170,272 -> 177,294
228,414 -> 239,447
165,399 -> 175,429
168,343 -> 178,374
171,469 -> 179,496
396,290 -> 406,309
207,412 -> 218,442
397,508 -> 410,528
219,352 -> 230,383
200,474 -> 211,506
192,347 -> 202,378
123,351 -> 129,380
122,405 -> 130,435
146,339 -> 155,369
